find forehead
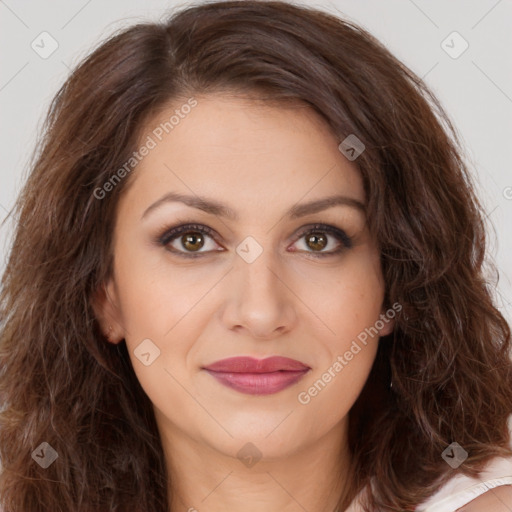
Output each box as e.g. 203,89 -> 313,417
119,94 -> 364,218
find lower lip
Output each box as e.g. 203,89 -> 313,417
204,369 -> 310,395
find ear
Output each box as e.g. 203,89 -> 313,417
377,308 -> 395,337
91,278 -> 124,344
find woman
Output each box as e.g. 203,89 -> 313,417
0,1 -> 511,511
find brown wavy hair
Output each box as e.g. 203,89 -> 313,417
1,1 -> 511,511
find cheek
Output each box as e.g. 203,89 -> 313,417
112,235 -> 213,340
297,289 -> 383,422
294,253 -> 384,416
297,341 -> 378,427
293,250 -> 385,338
111,237 -> 229,396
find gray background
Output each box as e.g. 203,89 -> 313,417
1,0 -> 511,324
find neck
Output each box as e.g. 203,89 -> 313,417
158,415 -> 356,512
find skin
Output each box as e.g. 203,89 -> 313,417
94,94 -> 395,512
457,485 -> 512,511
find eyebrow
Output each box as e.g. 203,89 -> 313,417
141,191 -> 365,221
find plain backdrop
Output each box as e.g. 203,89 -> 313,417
0,0 -> 511,325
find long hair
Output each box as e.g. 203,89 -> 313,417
1,1 -> 511,510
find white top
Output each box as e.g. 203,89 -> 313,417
415,455 -> 512,511
346,415 -> 512,511
344,457 -> 512,511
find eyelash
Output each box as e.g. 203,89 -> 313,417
156,222 -> 353,259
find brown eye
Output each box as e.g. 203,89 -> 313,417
158,223 -> 222,258
305,232 -> 328,252
291,224 -> 353,257
181,232 -> 205,252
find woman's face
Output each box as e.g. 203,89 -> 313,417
96,94 -> 393,461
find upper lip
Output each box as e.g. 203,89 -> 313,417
203,356 -> 310,373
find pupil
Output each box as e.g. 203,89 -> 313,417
183,233 -> 204,251
307,233 -> 327,251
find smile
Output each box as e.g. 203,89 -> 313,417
202,356 -> 311,395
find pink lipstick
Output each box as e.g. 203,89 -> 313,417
202,356 -> 310,395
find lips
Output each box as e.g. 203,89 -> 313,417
203,356 -> 310,373
202,356 -> 310,395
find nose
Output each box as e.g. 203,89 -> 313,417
219,244 -> 298,340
